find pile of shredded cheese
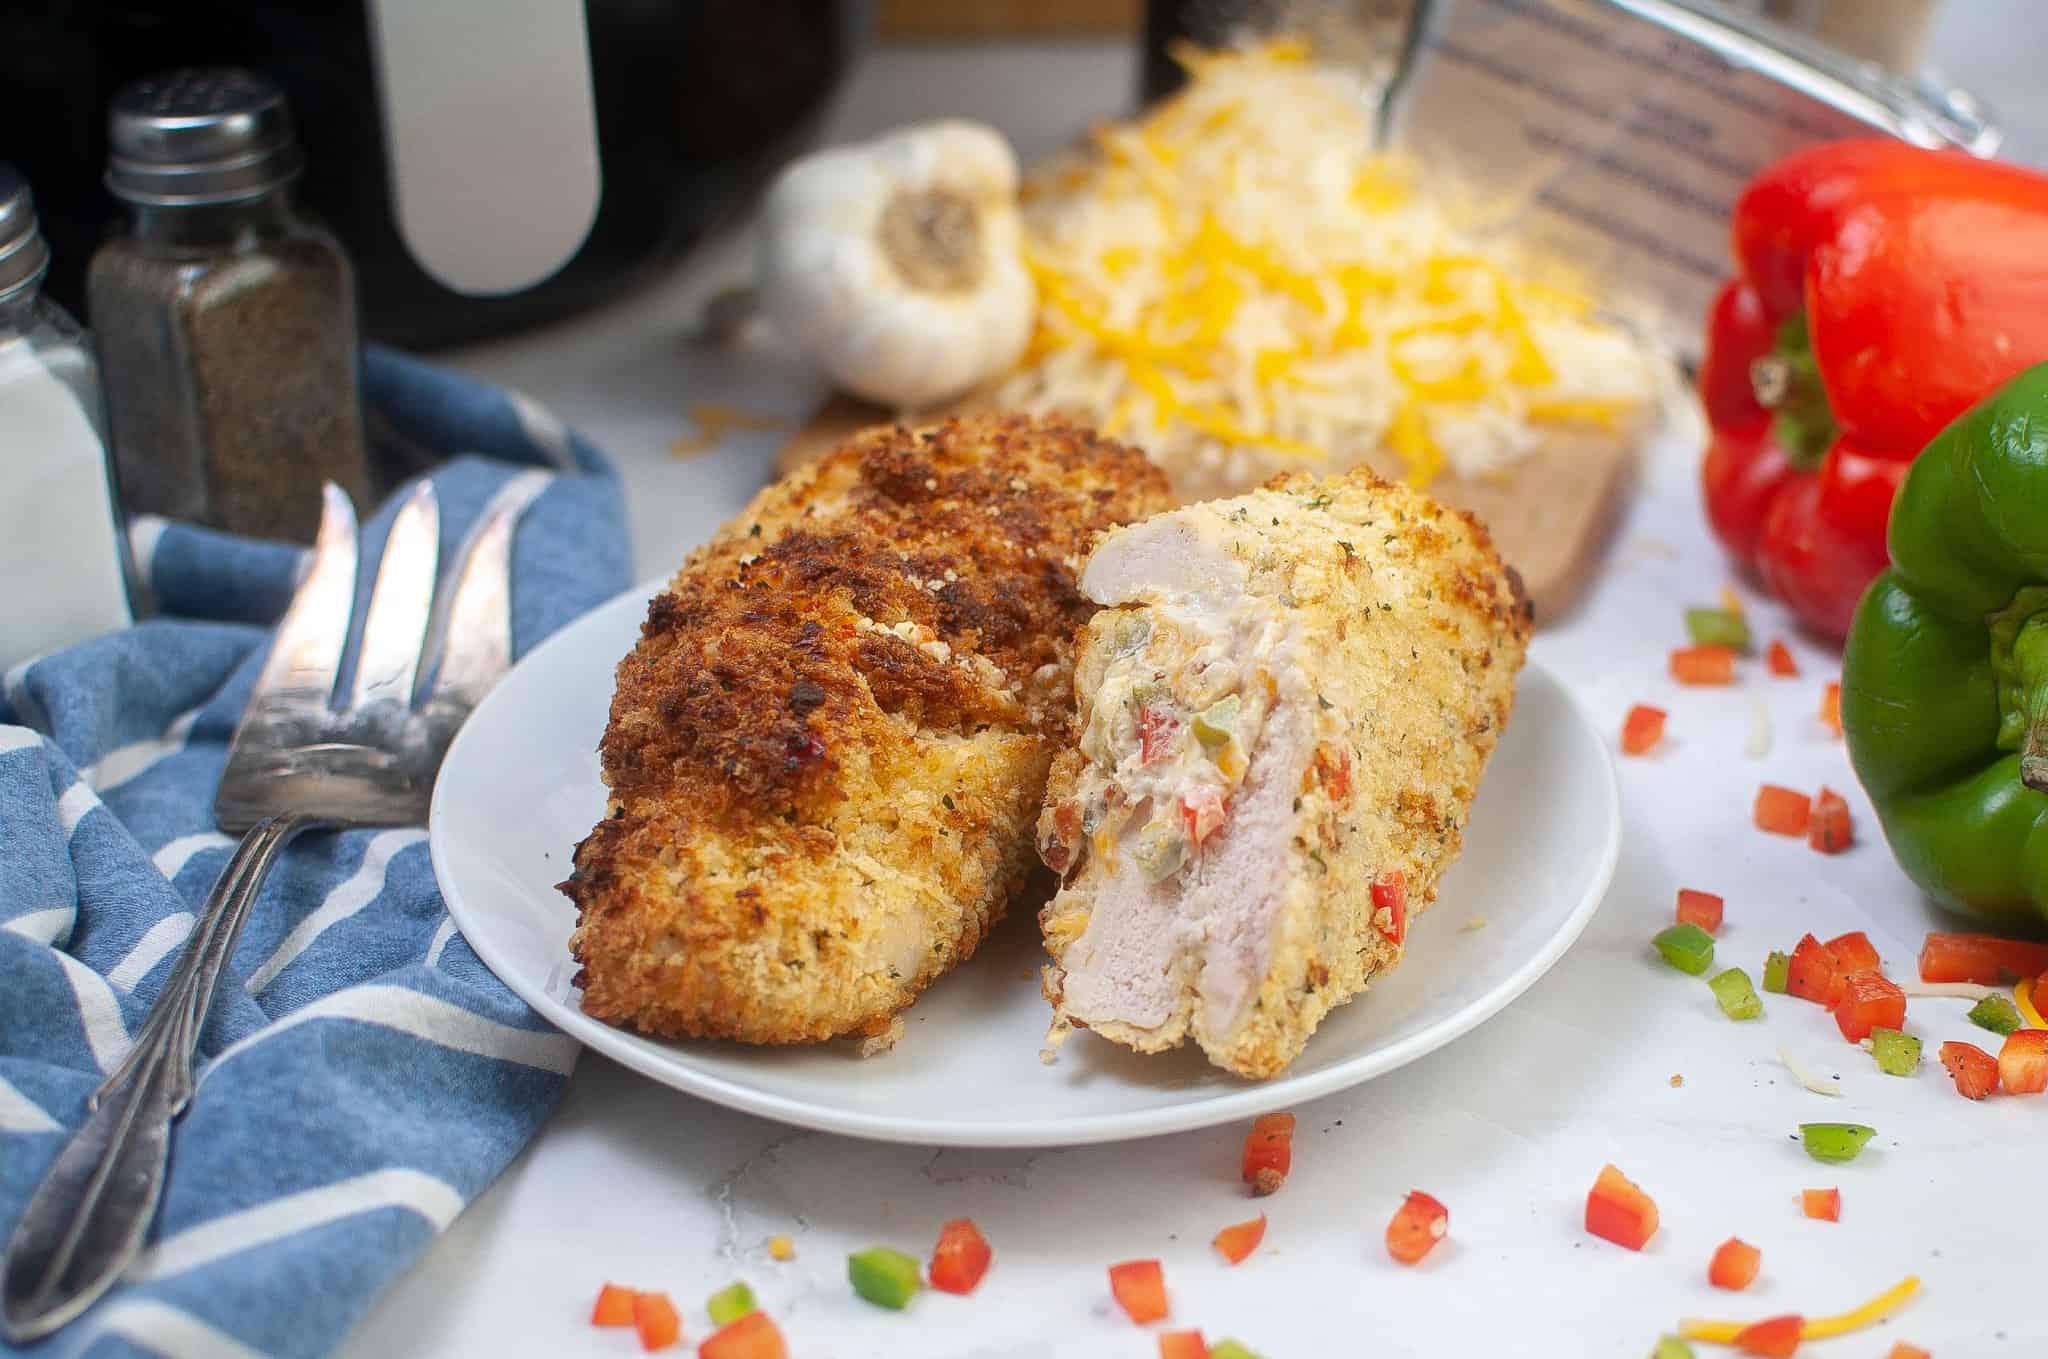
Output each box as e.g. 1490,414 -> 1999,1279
994,38 -> 1655,498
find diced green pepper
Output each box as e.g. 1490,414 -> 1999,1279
1685,606 -> 1752,652
1799,1122 -> 1876,1164
1113,611 -> 1153,654
1193,694 -> 1241,749
1762,950 -> 1791,994
1708,967 -> 1763,1020
706,1282 -> 757,1326
1135,829 -> 1188,883
1870,1027 -> 1922,1076
1968,994 -> 2022,1036
848,1247 -> 922,1310
1209,1344 -> 1265,1359
1653,923 -> 1715,975
1651,1339 -> 1696,1359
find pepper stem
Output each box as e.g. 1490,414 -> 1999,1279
1753,313 -> 1836,471
2010,614 -> 2048,794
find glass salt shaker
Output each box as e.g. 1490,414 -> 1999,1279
89,67 -> 372,545
0,164 -> 136,672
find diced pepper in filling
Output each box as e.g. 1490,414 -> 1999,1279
1786,934 -> 1846,1008
1823,931 -> 1880,974
1801,1188 -> 1840,1222
1799,1122 -> 1875,1164
1869,1028 -> 1920,1076
1108,1259 -> 1169,1324
1686,607 -> 1752,652
929,1218 -> 993,1295
1373,871 -> 1408,945
1654,923 -> 1715,975
1241,1112 -> 1295,1193
1939,1039 -> 2000,1099
1808,787 -> 1852,853
1621,704 -> 1667,755
1833,971 -> 1905,1043
1137,705 -> 1181,765
1193,694 -> 1239,750
1709,1237 -> 1761,1291
1181,786 -> 1227,847
1998,1029 -> 2048,1094
1710,968 -> 1763,1020
1584,1164 -> 1658,1250
1677,889 -> 1724,934
1969,994 -> 2022,1035
1672,645 -> 1738,685
1754,785 -> 1811,836
1732,1313 -> 1804,1358
1385,1191 -> 1449,1264
1135,829 -> 1189,883
848,1247 -> 923,1310
1763,951 -> 1791,994
705,1282 -> 757,1327
1211,1214 -> 1266,1265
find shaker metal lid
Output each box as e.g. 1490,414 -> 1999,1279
106,68 -> 306,205
0,164 -> 52,300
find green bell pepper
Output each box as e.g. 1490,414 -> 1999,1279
1845,362 -> 2048,927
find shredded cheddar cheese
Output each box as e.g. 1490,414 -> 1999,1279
1679,1275 -> 1920,1345
994,38 -> 1655,496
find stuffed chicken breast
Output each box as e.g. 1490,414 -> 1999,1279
1035,469 -> 1530,1077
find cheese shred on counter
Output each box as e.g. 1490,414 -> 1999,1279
996,38 -> 1655,498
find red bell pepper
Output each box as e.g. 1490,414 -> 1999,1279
1620,704 -> 1666,756
1211,1214 -> 1266,1265
1823,931 -> 1880,975
1384,1191 -> 1449,1265
1998,1029 -> 2048,1094
1584,1164 -> 1658,1251
1700,140 -> 2048,638
929,1218 -> 992,1295
1832,970 -> 1905,1042
698,1312 -> 787,1359
1733,1313 -> 1805,1357
1800,1188 -> 1840,1222
1787,933 -> 1847,1008
1676,889 -> 1724,935
1920,931 -> 2048,984
1108,1260 -> 1169,1324
1240,1112 -> 1294,1194
1709,1237 -> 1761,1291
1939,1039 -> 2000,1099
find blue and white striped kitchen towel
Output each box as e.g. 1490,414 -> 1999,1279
0,348 -> 629,1359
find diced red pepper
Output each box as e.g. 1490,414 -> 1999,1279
1767,640 -> 1800,677
1820,681 -> 1841,736
1998,1029 -> 2048,1095
1787,933 -> 1847,1008
1823,931 -> 1881,974
1137,707 -> 1179,765
1211,1214 -> 1266,1265
1733,1313 -> 1804,1357
1800,1187 -> 1840,1222
1621,704 -> 1667,755
1676,889 -> 1724,935
1241,1112 -> 1295,1194
1158,1332 -> 1208,1359
1108,1259 -> 1168,1325
1672,645 -> 1737,685
1181,786 -> 1227,847
1754,785 -> 1812,836
697,1311 -> 786,1359
929,1218 -> 992,1295
1919,932 -> 2048,984
1709,1236 -> 1761,1291
1939,1039 -> 2000,1099
1809,787 -> 1853,853
1314,744 -> 1354,801
592,1283 -> 638,1327
1885,1345 -> 1930,1359
633,1292 -> 681,1352
1584,1164 -> 1659,1251
1385,1191 -> 1449,1265
1833,969 -> 1906,1042
1372,871 -> 1408,945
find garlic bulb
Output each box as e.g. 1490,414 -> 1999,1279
757,120 -> 1036,410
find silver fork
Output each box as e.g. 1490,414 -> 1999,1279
0,471 -> 550,1343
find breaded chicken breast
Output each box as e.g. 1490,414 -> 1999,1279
562,414 -> 1170,1044
1035,469 -> 1531,1078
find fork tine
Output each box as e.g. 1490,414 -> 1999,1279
241,484 -> 357,718
348,481 -> 440,711
421,470 -> 550,712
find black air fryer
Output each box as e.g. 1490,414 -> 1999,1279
3,0 -> 869,349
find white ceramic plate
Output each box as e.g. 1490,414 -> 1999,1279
432,582 -> 1619,1147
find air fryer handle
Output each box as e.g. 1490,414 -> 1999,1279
365,0 -> 602,297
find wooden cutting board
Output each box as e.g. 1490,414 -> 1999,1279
774,394 -> 1635,626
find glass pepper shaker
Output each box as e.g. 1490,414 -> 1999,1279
89,67 -> 372,545
0,164 -> 137,671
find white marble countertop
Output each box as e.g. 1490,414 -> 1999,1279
338,30 -> 2048,1359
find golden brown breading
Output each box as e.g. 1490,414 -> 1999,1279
562,414 -> 1170,1043
1036,467 -> 1531,1077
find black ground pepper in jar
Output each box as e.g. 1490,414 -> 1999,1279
89,68 -> 371,544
